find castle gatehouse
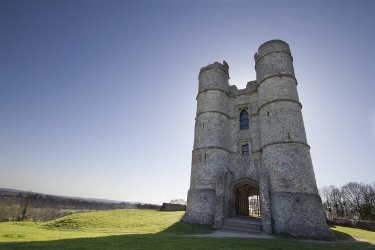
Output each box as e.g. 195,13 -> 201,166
182,40 -> 333,238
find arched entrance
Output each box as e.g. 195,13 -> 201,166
235,184 -> 260,216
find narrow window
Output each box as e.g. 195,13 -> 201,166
242,144 -> 249,156
240,109 -> 249,130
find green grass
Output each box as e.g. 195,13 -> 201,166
330,225 -> 375,244
0,209 -> 374,250
42,209 -> 188,233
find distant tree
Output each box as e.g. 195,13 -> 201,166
16,192 -> 37,221
321,181 -> 375,221
169,199 -> 186,205
360,203 -> 375,221
342,182 -> 368,219
320,185 -> 345,218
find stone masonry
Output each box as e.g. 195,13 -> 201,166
182,40 -> 333,238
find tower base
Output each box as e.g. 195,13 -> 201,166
270,192 -> 334,238
182,188 -> 215,225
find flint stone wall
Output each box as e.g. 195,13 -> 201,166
160,203 -> 186,211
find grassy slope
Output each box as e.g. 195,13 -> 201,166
330,225 -> 375,244
0,210 -> 212,242
0,209 -> 374,250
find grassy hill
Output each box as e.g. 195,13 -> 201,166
0,209 -> 374,250
0,189 -> 160,222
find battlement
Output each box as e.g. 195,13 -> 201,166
255,40 -> 295,83
228,81 -> 257,96
198,59 -> 257,97
199,60 -> 229,78
255,39 -> 292,63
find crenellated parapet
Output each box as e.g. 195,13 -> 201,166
199,60 -> 229,78
198,61 -> 230,94
255,40 -> 295,83
228,81 -> 257,96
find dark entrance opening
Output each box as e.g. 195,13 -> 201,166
235,184 -> 260,217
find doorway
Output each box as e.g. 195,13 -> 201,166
235,184 -> 260,217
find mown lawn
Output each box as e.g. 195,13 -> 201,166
0,209 -> 374,250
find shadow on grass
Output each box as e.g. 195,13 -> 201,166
0,234 -> 374,250
0,223 -> 373,250
158,220 -> 214,235
329,225 -> 357,241
273,225 -> 357,242
0,233 -> 373,250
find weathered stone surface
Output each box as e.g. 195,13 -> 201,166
182,40 -> 333,239
270,192 -> 332,238
184,188 -> 216,224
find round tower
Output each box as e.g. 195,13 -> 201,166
255,40 -> 333,238
182,61 -> 230,225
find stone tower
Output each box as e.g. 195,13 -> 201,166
182,40 -> 333,238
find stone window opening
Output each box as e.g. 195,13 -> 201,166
239,140 -> 250,155
242,144 -> 249,156
240,109 -> 249,130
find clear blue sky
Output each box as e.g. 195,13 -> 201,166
1,0 -> 374,204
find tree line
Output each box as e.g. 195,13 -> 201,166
319,182 -> 375,221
